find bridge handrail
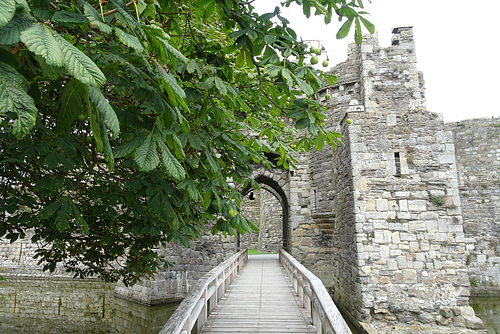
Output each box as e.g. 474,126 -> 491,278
159,249 -> 248,334
279,249 -> 352,334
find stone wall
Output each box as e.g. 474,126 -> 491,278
258,187 -> 282,252
0,230 -> 70,279
0,279 -> 177,333
0,279 -> 115,333
447,118 -> 500,295
297,27 -> 485,330
114,230 -> 236,305
0,228 -> 237,305
240,186 -> 283,253
240,189 -> 261,250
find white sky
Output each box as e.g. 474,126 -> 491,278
254,0 -> 500,123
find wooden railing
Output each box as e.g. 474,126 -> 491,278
159,249 -> 248,334
279,249 -> 353,334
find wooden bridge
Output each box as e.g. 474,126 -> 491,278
160,249 -> 352,334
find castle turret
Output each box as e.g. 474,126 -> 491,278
308,27 -> 484,330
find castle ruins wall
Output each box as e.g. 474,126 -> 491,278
290,27 -> 488,330
447,118 -> 500,295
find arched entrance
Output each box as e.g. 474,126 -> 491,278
239,168 -> 290,252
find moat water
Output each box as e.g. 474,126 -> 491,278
1,279 -> 499,333
470,296 -> 500,334
0,279 -> 179,333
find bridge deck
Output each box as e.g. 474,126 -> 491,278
200,254 -> 316,333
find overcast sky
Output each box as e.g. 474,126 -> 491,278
255,0 -> 500,123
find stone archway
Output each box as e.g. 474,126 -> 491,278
239,166 -> 291,252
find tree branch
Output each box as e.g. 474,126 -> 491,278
102,0 -> 137,17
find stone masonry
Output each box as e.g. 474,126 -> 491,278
290,27 -> 497,331
1,27 -> 498,332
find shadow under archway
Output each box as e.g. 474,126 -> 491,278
239,174 -> 290,252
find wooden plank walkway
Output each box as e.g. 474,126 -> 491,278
200,254 -> 317,333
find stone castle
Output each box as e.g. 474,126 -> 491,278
1,27 -> 499,331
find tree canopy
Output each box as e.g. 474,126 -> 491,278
0,0 -> 374,285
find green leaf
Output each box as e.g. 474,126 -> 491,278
55,34 -> 106,87
338,5 -> 357,19
186,59 -> 199,74
14,0 -> 29,14
114,136 -> 143,158
265,64 -> 281,77
83,1 -> 113,34
167,133 -> 185,159
143,24 -> 171,62
323,73 -> 337,86
101,120 -> 115,171
52,11 -> 89,24
295,118 -> 309,129
228,208 -> 237,217
56,79 -> 87,134
0,0 -> 15,29
355,17 -> 362,44
109,0 -> 139,27
281,68 -> 294,87
204,149 -> 219,172
158,66 -> 185,99
89,103 -> 104,152
114,27 -> 144,53
202,189 -> 212,211
314,135 -> 325,151
177,179 -> 199,201
157,139 -> 185,181
292,74 -> 314,96
235,49 -> 245,68
20,24 -> 64,67
203,0 -> 216,19
214,77 -> 227,96
38,200 -> 62,220
359,16 -> 375,34
0,15 -> 35,46
277,15 -> 289,24
88,87 -> 120,137
0,61 -> 37,139
244,48 -> 255,68
160,37 -> 188,64
134,133 -> 160,171
336,18 -> 353,40
303,0 -> 311,18
230,29 -> 247,38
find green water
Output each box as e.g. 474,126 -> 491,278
0,279 -> 179,334
2,279 -> 498,334
470,296 -> 500,334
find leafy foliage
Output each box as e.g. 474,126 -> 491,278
0,0 -> 373,285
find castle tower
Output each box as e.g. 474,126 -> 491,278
306,27 -> 484,329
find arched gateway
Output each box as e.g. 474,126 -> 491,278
239,166 -> 291,253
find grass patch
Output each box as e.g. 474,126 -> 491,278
429,195 -> 446,207
247,249 -> 278,255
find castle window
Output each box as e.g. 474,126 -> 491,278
394,152 -> 401,177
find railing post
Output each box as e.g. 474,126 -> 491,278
278,249 -> 353,334
197,289 -> 208,333
160,250 -> 248,334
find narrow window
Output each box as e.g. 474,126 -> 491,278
394,152 -> 401,177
